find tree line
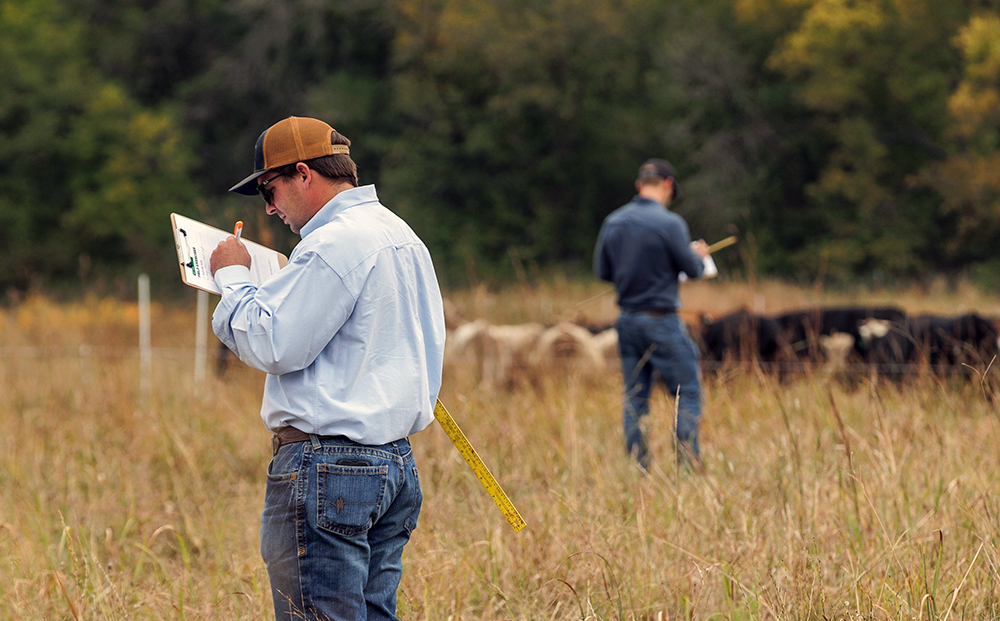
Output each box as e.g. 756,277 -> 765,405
2,0 -> 999,295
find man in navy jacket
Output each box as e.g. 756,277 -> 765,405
594,159 -> 709,470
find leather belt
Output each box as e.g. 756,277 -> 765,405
271,426 -> 314,456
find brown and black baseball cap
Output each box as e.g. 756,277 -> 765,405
229,116 -> 351,195
637,158 -> 682,199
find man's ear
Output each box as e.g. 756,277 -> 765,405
296,162 -> 311,185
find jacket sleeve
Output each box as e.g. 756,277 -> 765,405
666,218 -> 704,279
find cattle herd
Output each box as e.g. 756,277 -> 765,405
697,306 -> 1000,377
444,306 -> 1000,385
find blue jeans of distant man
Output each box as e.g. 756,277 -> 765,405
615,310 -> 702,469
261,435 -> 422,621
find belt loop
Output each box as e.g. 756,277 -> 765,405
309,433 -> 322,450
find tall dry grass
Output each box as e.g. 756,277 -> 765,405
1,282 -> 999,620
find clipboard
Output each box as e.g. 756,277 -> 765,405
171,213 -> 288,295
679,237 -> 734,282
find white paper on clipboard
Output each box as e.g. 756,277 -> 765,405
679,250 -> 718,282
171,213 -> 288,295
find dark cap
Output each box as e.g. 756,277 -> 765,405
637,158 -> 681,200
229,116 -> 351,195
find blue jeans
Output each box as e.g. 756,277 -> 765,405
261,435 -> 422,621
616,310 -> 702,468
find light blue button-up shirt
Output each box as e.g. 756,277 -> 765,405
212,185 -> 446,445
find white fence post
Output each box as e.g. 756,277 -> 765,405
194,289 -> 209,391
79,343 -> 92,386
138,274 -> 151,404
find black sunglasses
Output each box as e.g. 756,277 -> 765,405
256,172 -> 288,204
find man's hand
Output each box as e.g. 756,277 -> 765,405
691,239 -> 710,259
210,237 -> 252,275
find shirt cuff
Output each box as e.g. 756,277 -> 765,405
214,265 -> 253,290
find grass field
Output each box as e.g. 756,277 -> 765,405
1,279 -> 999,620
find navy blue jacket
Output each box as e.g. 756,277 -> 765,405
594,196 -> 704,312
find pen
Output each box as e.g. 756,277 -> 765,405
233,221 -> 243,241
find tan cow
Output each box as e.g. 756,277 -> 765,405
529,321 -> 605,373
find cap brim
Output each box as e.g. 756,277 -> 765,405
229,169 -> 271,195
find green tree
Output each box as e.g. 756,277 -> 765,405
70,0 -> 402,260
915,13 -> 1000,269
762,0 -> 968,281
384,0 -> 673,283
654,0 -> 817,279
0,0 -> 195,290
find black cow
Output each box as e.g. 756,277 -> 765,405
859,313 -> 999,379
773,308 -> 823,360
700,309 -> 789,368
858,323 -> 916,378
908,313 -> 1000,371
775,306 -> 907,363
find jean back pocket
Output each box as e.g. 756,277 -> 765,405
316,463 -> 389,536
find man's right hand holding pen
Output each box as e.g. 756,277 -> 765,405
691,239 -> 710,259
210,220 -> 252,275
690,235 -> 738,259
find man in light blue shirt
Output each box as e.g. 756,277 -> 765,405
210,116 -> 446,621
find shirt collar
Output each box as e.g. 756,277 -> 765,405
300,185 -> 379,238
631,195 -> 664,208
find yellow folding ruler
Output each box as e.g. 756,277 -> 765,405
708,235 -> 738,253
433,399 -> 527,532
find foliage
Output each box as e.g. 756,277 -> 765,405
0,0 -> 195,290
916,13 -> 1000,267
760,0 -> 962,280
382,0 -> 672,283
3,0 -> 1000,291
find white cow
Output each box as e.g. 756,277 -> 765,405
529,321 -> 605,372
591,328 -> 620,364
483,322 -> 546,386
